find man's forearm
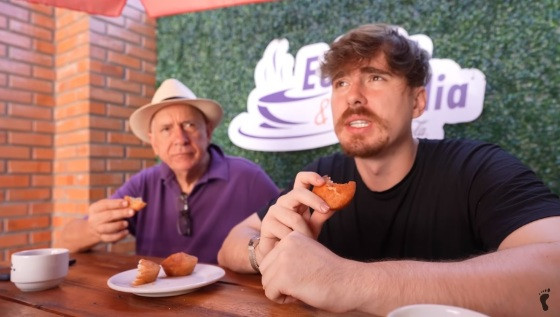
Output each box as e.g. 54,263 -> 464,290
354,241 -> 560,316
217,224 -> 259,273
55,219 -> 101,253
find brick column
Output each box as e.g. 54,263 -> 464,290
52,1 -> 157,253
0,0 -> 157,261
0,0 -> 56,261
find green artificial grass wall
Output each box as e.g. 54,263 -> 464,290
157,0 -> 560,194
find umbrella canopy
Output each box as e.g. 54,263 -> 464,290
22,0 -> 277,18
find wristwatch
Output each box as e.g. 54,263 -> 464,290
248,235 -> 261,273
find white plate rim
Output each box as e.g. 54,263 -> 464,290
107,263 -> 225,297
387,304 -> 489,317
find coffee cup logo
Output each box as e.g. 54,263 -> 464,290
228,28 -> 486,151
229,40 -> 336,151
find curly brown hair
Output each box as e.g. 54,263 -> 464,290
320,23 -> 431,88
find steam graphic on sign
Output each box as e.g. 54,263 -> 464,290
228,40 -> 335,151
228,28 -> 486,152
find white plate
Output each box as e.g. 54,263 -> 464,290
107,264 -> 225,297
387,304 -> 489,317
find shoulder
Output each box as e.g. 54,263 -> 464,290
211,152 -> 279,196
211,144 -> 266,171
219,154 -> 275,185
418,138 -> 515,167
209,144 -> 265,173
418,138 -> 547,197
122,163 -> 167,191
420,138 -> 500,155
112,163 -> 164,198
129,163 -> 165,181
223,154 -> 265,171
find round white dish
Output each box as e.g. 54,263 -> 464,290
107,264 -> 225,297
11,248 -> 69,292
387,304 -> 489,317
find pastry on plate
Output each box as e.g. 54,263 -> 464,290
161,252 -> 198,277
132,259 -> 160,286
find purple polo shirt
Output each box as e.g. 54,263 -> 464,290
111,144 -> 279,263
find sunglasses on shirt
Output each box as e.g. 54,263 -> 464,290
177,193 -> 192,236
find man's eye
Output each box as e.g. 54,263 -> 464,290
182,122 -> 196,130
333,80 -> 348,88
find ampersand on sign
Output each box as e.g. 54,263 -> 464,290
315,98 -> 330,125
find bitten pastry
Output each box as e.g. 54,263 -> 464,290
161,252 -> 198,277
312,176 -> 356,210
124,195 -> 146,211
132,259 -> 160,286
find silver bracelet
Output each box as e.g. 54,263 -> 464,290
248,235 -> 261,273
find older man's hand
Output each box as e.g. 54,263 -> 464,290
87,198 -> 136,243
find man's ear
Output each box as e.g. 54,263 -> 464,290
412,86 -> 427,119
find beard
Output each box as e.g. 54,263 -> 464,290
335,107 -> 389,158
340,135 -> 388,157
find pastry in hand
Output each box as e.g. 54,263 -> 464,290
132,259 -> 160,286
312,175 -> 356,210
124,195 -> 146,211
161,252 -> 198,277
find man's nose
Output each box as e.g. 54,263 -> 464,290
347,83 -> 366,107
171,126 -> 189,145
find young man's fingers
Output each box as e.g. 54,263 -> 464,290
292,171 -> 326,189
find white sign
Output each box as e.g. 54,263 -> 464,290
228,29 -> 486,152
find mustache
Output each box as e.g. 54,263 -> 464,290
337,106 -> 382,125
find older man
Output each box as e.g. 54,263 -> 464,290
58,78 -> 279,263
217,24 -> 560,316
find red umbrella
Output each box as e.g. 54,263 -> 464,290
21,0 -> 277,18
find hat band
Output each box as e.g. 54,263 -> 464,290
161,96 -> 184,101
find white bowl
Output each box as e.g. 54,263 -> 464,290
14,278 -> 66,292
10,248 -> 69,292
387,304 -> 489,317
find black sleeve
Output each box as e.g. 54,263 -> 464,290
466,143 -> 560,249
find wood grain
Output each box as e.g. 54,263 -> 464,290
0,252 -> 369,316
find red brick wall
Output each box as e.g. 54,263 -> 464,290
0,0 -> 157,261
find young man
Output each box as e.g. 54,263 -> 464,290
217,24 -> 560,315
58,78 -> 279,264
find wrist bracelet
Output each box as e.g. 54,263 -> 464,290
248,235 -> 261,273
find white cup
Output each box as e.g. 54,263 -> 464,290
387,304 -> 489,317
10,248 -> 69,292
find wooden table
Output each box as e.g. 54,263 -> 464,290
0,252 -> 369,316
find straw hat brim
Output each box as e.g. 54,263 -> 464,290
129,98 -> 223,144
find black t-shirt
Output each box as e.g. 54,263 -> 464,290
258,139 -> 560,262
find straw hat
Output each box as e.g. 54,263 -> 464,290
129,78 -> 223,143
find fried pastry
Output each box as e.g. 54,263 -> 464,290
132,259 -> 160,286
161,252 -> 198,277
312,175 -> 356,210
124,195 -> 146,211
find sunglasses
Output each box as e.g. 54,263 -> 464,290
177,194 -> 192,236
